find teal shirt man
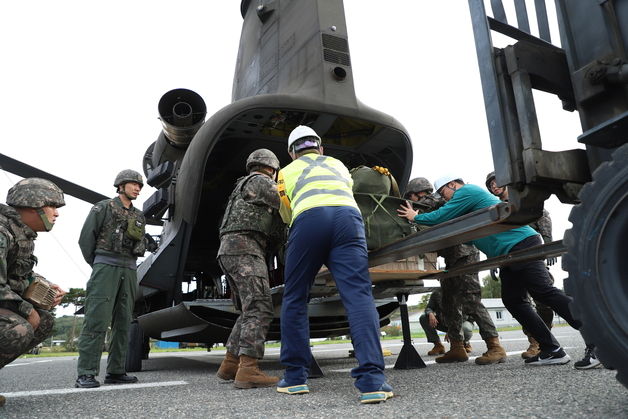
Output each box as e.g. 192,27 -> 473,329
410,184 -> 538,258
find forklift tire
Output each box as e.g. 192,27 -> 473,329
563,143 -> 628,388
126,321 -> 144,372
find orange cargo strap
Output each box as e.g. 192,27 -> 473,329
277,171 -> 291,210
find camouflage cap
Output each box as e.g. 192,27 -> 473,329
114,169 -> 144,187
404,177 -> 433,198
6,178 -> 65,208
246,149 -> 280,172
485,171 -> 496,191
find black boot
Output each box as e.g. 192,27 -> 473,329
104,373 -> 138,384
76,375 -> 101,388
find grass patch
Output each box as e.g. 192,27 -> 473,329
19,323 -> 569,358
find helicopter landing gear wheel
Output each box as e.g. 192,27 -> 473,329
563,143 -> 628,388
126,320 -> 145,373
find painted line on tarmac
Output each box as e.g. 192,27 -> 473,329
5,359 -> 53,367
4,380 -> 188,398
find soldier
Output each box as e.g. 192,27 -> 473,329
404,177 -> 506,365
75,170 -> 146,388
277,126 -> 392,404
485,172 -> 601,369
0,178 -> 67,407
399,174 -> 583,366
215,149 -> 284,389
418,289 -> 474,356
485,171 -> 555,359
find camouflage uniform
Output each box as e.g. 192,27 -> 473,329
218,173 -> 284,359
0,204 -> 56,368
76,196 -> 146,377
414,195 -> 499,342
420,289 -> 474,344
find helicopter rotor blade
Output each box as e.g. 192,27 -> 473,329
0,153 -> 109,205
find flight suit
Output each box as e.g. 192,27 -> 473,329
77,197 -> 145,377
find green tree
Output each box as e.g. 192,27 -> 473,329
61,288 -> 86,310
417,293 -> 431,310
481,274 -> 501,298
59,288 -> 86,351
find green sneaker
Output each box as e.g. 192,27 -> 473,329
276,379 -> 309,395
360,383 -> 394,404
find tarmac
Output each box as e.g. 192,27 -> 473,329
1,327 -> 626,418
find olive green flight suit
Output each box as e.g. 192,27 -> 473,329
76,197 -> 145,377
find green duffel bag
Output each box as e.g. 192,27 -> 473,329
353,193 -> 413,250
350,166 -> 401,197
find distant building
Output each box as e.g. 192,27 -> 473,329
482,298 -> 519,327
391,298 -> 563,333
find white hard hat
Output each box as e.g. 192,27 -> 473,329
434,174 -> 463,196
287,125 -> 321,151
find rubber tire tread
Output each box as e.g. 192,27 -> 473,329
563,143 -> 628,389
125,321 -> 144,372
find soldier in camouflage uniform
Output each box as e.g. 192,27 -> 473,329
404,177 -> 506,365
485,171 -> 555,358
75,170 -> 146,389
419,289 -> 475,356
0,178 -> 67,407
216,149 -> 285,389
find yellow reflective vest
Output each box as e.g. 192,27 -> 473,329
278,153 -> 358,225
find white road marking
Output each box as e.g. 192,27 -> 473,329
6,359 -> 54,367
4,381 -> 188,398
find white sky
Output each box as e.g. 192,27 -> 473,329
0,1 -> 584,313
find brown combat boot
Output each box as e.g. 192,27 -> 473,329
234,355 -> 280,389
521,336 -> 541,359
464,342 -> 473,353
0,394 -> 5,407
475,337 -> 508,365
427,342 -> 446,356
435,340 -> 469,363
216,351 -> 239,381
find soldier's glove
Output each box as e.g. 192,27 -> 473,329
144,233 -> 158,253
546,256 -> 557,266
490,268 -> 500,281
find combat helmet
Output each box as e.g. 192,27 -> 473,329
246,149 -> 280,173
114,169 -> 144,188
485,171 -> 496,191
6,178 -> 65,208
404,177 -> 433,198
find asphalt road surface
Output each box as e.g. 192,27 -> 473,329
1,327 -> 626,418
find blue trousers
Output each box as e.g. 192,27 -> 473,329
280,206 -> 386,392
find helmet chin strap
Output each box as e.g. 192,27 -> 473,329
36,208 -> 54,231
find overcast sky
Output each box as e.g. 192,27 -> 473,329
0,1 -> 584,313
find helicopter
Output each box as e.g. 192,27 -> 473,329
4,0 -> 615,380
1,0 -> 449,372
